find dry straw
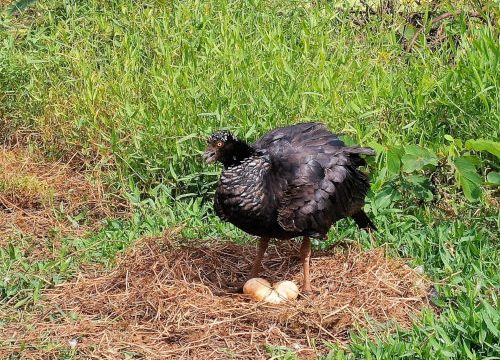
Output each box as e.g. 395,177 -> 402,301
0,148 -> 124,245
2,231 -> 433,359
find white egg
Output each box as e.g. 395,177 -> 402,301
243,278 -> 300,304
263,290 -> 283,304
274,280 -> 300,300
243,278 -> 272,301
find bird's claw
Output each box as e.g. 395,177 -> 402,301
301,289 -> 319,299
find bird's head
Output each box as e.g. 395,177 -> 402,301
203,130 -> 254,167
203,130 -> 237,164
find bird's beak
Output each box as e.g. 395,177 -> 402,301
203,150 -> 217,163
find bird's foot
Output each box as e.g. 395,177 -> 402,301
301,288 -> 319,299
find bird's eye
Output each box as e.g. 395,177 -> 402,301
216,141 -> 224,147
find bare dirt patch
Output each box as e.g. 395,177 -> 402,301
0,148 -> 119,245
1,233 -> 433,359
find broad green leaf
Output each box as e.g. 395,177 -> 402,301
465,156 -> 482,166
406,174 -> 427,185
486,171 -> 500,186
374,185 -> 400,209
386,147 -> 403,175
367,141 -> 384,154
453,156 -> 483,201
401,145 -> 438,172
465,139 -> 500,158
407,174 -> 434,201
399,23 -> 417,41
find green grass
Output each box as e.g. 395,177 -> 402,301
2,0 -> 498,190
1,0 -> 499,358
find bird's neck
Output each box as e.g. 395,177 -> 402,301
222,140 -> 255,168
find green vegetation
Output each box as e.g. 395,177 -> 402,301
1,0 -> 499,358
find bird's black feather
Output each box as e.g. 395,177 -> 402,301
210,122 -> 376,239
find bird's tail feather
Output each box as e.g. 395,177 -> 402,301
344,146 -> 376,156
351,211 -> 377,231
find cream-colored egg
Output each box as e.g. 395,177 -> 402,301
273,280 -> 300,300
243,278 -> 272,301
263,290 -> 283,304
243,278 -> 299,304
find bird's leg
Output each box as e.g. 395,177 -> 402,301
249,237 -> 270,279
300,236 -> 312,293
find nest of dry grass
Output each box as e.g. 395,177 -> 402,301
2,233 -> 433,359
0,148 -> 124,244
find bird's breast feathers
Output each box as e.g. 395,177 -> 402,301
216,155 -> 273,218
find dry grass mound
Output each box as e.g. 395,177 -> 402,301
0,148 -> 120,243
2,234 -> 432,359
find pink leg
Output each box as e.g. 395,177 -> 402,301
300,237 -> 312,293
249,237 -> 269,279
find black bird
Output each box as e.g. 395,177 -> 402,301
203,122 -> 376,293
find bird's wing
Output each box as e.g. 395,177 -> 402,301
252,122 -> 374,237
253,122 -> 344,156
276,146 -> 374,237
